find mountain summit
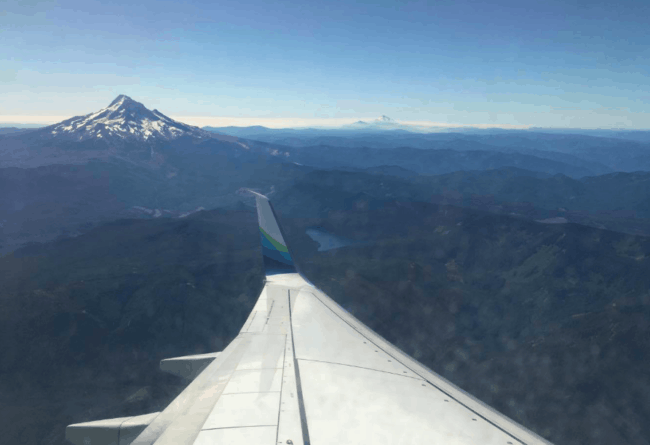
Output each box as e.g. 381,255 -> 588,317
345,115 -> 403,131
47,95 -> 212,143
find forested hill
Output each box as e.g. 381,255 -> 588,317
2,197 -> 650,445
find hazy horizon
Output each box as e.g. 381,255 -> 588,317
2,116 -> 650,131
2,97 -> 650,131
0,111 -> 534,130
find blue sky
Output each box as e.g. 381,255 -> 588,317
2,0 -> 650,128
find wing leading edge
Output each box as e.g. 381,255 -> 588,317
66,192 -> 554,445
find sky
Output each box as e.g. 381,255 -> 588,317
2,0 -> 650,129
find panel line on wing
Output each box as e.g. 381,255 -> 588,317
405,373 -> 526,443
291,290 -> 419,377
288,289 -> 311,445
265,299 -> 276,326
296,358 -> 423,380
201,425 -> 277,431
274,323 -> 287,445
220,391 -> 281,395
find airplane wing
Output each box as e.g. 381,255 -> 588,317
66,192 -> 553,445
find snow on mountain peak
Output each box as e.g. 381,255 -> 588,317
108,94 -> 133,107
47,95 -> 212,143
344,116 -> 402,130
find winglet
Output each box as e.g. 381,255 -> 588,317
249,191 -> 297,275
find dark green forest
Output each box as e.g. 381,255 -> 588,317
1,197 -> 649,445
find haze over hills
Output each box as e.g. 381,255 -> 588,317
4,96 -> 648,178
206,126 -> 650,175
2,94 -> 650,253
205,115 -> 433,136
528,128 -> 650,143
291,145 -> 609,178
267,166 -> 650,237
4,94 -> 650,257
205,122 -> 650,142
0,127 -> 33,135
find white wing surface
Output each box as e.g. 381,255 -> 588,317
66,193 -> 553,445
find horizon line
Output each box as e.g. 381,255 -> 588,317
1,115 -> 649,131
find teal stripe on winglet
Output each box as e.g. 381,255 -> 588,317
261,231 -> 293,262
260,227 -> 289,253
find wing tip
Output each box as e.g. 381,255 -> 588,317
241,187 -> 269,201
249,190 -> 298,276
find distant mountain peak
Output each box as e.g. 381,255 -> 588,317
343,116 -> 402,131
47,95 -> 212,143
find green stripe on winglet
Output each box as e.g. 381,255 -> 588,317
260,227 -> 289,253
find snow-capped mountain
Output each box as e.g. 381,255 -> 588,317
0,95 -> 287,168
377,115 -> 396,124
47,95 -> 213,143
343,115 -> 443,133
345,115 -> 406,131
